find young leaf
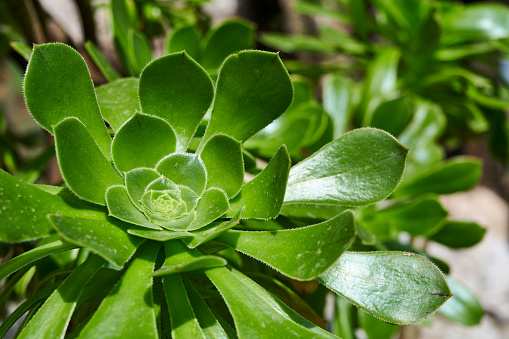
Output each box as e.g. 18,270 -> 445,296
284,128 -> 408,206
187,188 -> 229,231
165,25 -> 201,60
17,255 -> 104,339
139,52 -> 214,151
430,221 -> 486,248
112,112 -> 177,173
228,145 -> 290,219
77,243 -> 160,339
206,267 -> 337,338
201,50 -> 293,145
216,210 -> 355,280
54,118 -> 123,205
24,43 -> 112,159
200,134 -> 244,199
201,19 -> 255,70
49,215 -> 142,268
156,153 -> 207,196
318,251 -> 452,324
84,41 -> 120,82
95,77 -> 140,132
125,167 -> 161,212
438,277 -> 483,326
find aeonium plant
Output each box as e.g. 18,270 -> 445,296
0,43 -> 451,338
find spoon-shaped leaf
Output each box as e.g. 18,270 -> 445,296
17,255 -> 104,339
77,243 -> 159,339
228,145 -> 290,219
206,266 -> 337,338
24,43 -> 112,159
54,118 -> 123,205
284,128 -> 408,206
201,50 -> 293,146
112,112 -> 177,173
156,153 -> 207,196
139,51 -> 214,151
165,25 -> 201,60
125,167 -> 160,211
200,134 -> 244,199
216,210 -> 355,280
318,251 -> 452,324
187,188 -> 229,231
49,215 -> 142,269
95,77 -> 140,132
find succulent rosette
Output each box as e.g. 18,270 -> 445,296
0,42 -> 451,339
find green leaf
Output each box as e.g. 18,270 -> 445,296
206,267 -> 337,338
228,145 -> 290,219
217,210 -> 355,280
200,134 -> 244,199
153,256 -> 226,277
184,208 -> 243,248
284,128 -> 408,206
139,51 -> 214,151
127,29 -> 152,74
322,74 -> 355,138
358,309 -> 399,339
106,185 -> 161,229
54,117 -> 123,205
24,43 -> 112,159
165,25 -> 201,60
395,156 -> 482,196
112,112 -> 177,173
49,215 -> 142,268
84,41 -> 120,82
0,169 -> 107,242
438,277 -> 483,326
201,50 -> 293,145
0,240 -> 76,282
10,41 -> 32,60
188,188 -> 229,231
163,274 -> 206,339
125,167 -> 160,212
201,19 -> 255,71
77,243 -> 159,339
318,251 -> 451,324
365,97 -> 411,136
156,153 -> 207,196
430,221 -> 486,248
17,255 -> 104,339
95,77 -> 140,132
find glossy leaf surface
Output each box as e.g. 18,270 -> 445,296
112,112 -> 177,173
156,153 -> 207,196
318,252 -> 451,324
430,221 -> 486,248
229,145 -> 290,219
188,188 -> 229,231
284,128 -> 407,206
438,277 -> 483,326
54,118 -> 123,205
24,43 -> 111,158
139,52 -> 214,150
202,50 -> 293,144
217,210 -> 355,280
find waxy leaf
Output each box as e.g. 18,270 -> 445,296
156,153 -> 207,196
228,145 -> 290,219
54,118 -> 122,205
49,215 -> 142,268
0,169 -> 108,242
217,210 -> 355,280
95,77 -> 140,132
201,19 -> 255,71
139,51 -> 214,150
17,255 -> 104,339
153,256 -> 227,276
206,267 -> 337,338
163,273 -> 206,339
77,243 -> 159,339
284,128 -> 408,206
165,25 -> 201,60
188,188 -> 229,231
318,252 -> 451,324
201,50 -> 293,145
125,167 -> 160,211
106,185 -> 161,229
358,310 -> 399,339
200,134 -> 244,199
395,157 -> 481,197
438,277 -> 483,326
24,43 -> 112,159
430,221 -> 486,248
112,112 -> 177,173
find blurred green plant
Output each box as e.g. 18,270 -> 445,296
0,42 -> 454,338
